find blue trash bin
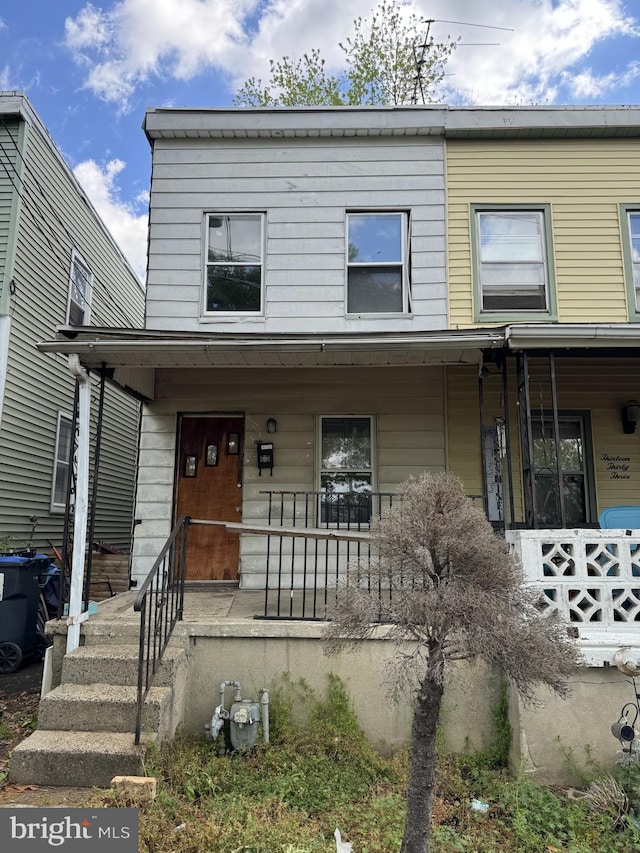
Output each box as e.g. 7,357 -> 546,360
0,552 -> 55,673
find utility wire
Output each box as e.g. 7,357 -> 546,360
0,116 -> 141,327
0,123 -> 139,326
0,140 -> 134,327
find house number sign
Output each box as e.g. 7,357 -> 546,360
600,453 -> 632,480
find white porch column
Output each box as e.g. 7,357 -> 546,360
66,355 -> 91,654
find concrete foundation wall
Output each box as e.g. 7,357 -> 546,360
181,628 -> 499,756
509,669 -> 633,785
48,596 -> 633,786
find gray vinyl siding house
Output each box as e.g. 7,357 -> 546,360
0,92 -> 145,552
127,107 -> 452,586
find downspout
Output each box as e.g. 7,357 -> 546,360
66,354 -> 91,654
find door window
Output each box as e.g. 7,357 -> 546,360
532,414 -> 593,527
319,416 -> 373,525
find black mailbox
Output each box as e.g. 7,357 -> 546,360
257,442 -> 274,475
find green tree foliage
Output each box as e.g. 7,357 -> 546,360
234,1 -> 457,107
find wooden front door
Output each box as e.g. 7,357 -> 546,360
176,415 -> 244,581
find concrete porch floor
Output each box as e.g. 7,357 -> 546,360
74,585 -> 333,644
94,585 -> 266,623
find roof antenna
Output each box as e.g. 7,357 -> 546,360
412,20 -> 433,106
412,19 -> 515,105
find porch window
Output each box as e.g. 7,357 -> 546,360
319,416 -> 373,525
205,213 -> 263,314
621,207 -> 640,316
67,252 -> 92,325
346,212 -> 408,314
51,412 -> 73,512
473,207 -> 554,317
532,414 -> 595,527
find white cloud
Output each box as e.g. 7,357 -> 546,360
73,158 -> 148,282
64,0 -> 260,109
63,0 -> 640,109
568,61 -> 640,98
425,0 -> 638,104
64,4 -> 114,53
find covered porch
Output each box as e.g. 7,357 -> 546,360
36,324 -> 640,648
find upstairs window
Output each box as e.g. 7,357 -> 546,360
347,212 -> 408,314
51,411 -> 72,512
621,206 -> 640,317
319,416 -> 374,525
67,252 -> 92,325
474,207 -> 553,317
205,213 -> 263,314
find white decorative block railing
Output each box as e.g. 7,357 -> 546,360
507,529 -> 640,667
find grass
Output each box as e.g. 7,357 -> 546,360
82,674 -> 640,852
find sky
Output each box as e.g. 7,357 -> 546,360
2,0 -> 640,281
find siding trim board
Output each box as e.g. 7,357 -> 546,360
619,202 -> 639,320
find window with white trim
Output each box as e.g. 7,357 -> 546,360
205,213 -> 264,313
475,208 -> 550,313
67,252 -> 92,325
347,212 -> 408,313
51,412 -> 73,511
319,416 -> 373,525
625,209 -> 640,313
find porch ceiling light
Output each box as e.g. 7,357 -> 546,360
622,400 -> 640,434
266,417 -> 277,434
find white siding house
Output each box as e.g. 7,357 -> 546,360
0,92 -> 145,552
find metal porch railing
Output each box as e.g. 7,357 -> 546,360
259,491 -> 397,620
133,516 -> 189,744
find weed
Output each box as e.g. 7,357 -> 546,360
123,674 -> 640,853
560,740 -> 608,788
18,714 -> 38,733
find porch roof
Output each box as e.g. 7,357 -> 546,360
37,323 -> 640,400
37,327 -> 506,399
505,322 -> 640,350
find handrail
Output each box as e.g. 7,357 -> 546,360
133,516 -> 190,745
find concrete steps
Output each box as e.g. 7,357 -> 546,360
9,633 -> 188,788
61,643 -> 185,688
37,683 -> 173,736
9,731 -> 149,788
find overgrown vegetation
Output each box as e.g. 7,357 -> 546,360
85,674 -> 640,853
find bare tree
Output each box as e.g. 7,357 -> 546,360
234,1 -> 456,107
323,471 -> 581,853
